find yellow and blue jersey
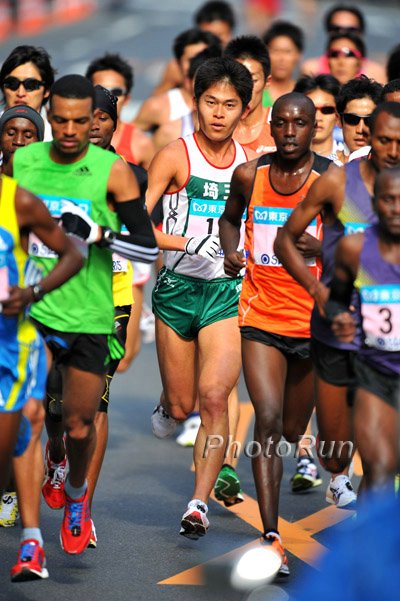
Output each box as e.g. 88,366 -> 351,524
0,174 -> 40,412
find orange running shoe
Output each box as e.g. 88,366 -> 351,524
11,539 -> 49,582
60,489 -> 91,554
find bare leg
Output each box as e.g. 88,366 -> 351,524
0,411 -> 22,497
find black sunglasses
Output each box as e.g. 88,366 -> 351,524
314,105 -> 336,115
341,113 -> 372,128
106,87 -> 127,97
3,76 -> 45,92
327,25 -> 362,34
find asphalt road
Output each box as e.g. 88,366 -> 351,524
0,0 -> 397,598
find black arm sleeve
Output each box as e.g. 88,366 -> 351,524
105,199 -> 159,264
325,275 -> 354,322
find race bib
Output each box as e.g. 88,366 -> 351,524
0,250 -> 9,301
28,196 -> 91,259
344,222 -> 369,235
360,285 -> 400,351
253,206 -> 317,267
187,199 -> 245,256
112,254 -> 128,273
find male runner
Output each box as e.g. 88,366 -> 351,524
275,102 -> 400,506
134,28 -> 221,132
0,105 -> 45,174
329,168 -> 400,490
11,74 -> 157,555
224,35 -> 275,154
219,92 -> 330,575
85,53 -> 155,169
0,171 -> 83,579
147,57 -> 252,538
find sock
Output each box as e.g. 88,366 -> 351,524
264,530 -> 281,544
187,412 -> 200,418
21,528 -> 43,547
189,499 -> 208,513
64,477 -> 87,500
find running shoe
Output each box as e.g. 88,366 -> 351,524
291,457 -> 322,492
87,519 -> 97,548
60,489 -> 92,554
10,539 -> 49,582
214,464 -> 244,507
262,533 -> 290,577
326,475 -> 357,509
176,413 -> 201,447
151,403 -> 177,439
180,499 -> 209,539
0,492 -> 19,527
42,441 -> 67,509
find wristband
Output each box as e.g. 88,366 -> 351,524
31,283 -> 46,302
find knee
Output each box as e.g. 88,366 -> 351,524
254,406 -> 282,440
23,399 -> 45,435
199,387 -> 228,422
64,414 -> 94,441
283,421 -> 308,443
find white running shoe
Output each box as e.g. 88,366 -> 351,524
326,475 -> 357,508
151,404 -> 177,439
0,492 -> 19,527
176,414 -> 201,447
180,499 -> 209,539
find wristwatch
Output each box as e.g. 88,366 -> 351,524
101,227 -> 117,246
31,283 -> 46,302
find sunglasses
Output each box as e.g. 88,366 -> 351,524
327,47 -> 362,60
3,76 -> 45,92
341,113 -> 372,128
314,105 -> 336,115
327,25 -> 362,34
106,87 -> 127,97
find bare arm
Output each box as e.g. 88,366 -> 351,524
329,233 -> 363,343
133,95 -> 166,131
131,130 -> 156,170
2,187 -> 83,316
274,165 -> 343,313
219,160 -> 257,277
152,59 -> 183,96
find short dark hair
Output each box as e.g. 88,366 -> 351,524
382,78 -> 400,98
369,101 -> 400,135
173,28 -> 222,61
373,166 -> 400,198
50,75 -> 95,108
386,43 -> 400,83
262,21 -> 304,53
324,4 -> 365,34
85,53 -> 133,94
188,46 -> 222,81
194,1 -> 236,30
0,45 -> 55,105
294,74 -> 341,102
336,75 -> 382,115
224,35 -> 271,80
272,92 -> 316,120
326,31 -> 366,59
194,56 -> 253,109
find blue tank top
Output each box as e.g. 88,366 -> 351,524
355,225 -> 400,375
311,160 -> 377,350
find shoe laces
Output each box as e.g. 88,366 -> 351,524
66,499 -> 84,534
51,464 -> 66,489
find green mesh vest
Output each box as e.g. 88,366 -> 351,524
13,142 -> 120,334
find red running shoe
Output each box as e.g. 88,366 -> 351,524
11,539 -> 49,582
42,441 -> 67,509
60,489 -> 91,554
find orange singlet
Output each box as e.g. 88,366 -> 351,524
114,122 -> 137,164
240,107 -> 276,156
239,153 -> 330,338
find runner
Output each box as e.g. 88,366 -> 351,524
0,45 -> 55,140
301,4 -> 386,84
134,29 -> 221,132
147,57 -> 252,538
219,92 -> 331,575
323,32 -> 366,86
262,21 -> 304,107
11,74 -> 157,555
383,79 -> 400,103
328,167 -> 400,490
153,0 -> 235,95
224,35 -> 275,154
85,53 -> 155,169
0,171 -> 83,579
293,74 -> 341,163
0,105 -> 45,174
275,101 -> 400,507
